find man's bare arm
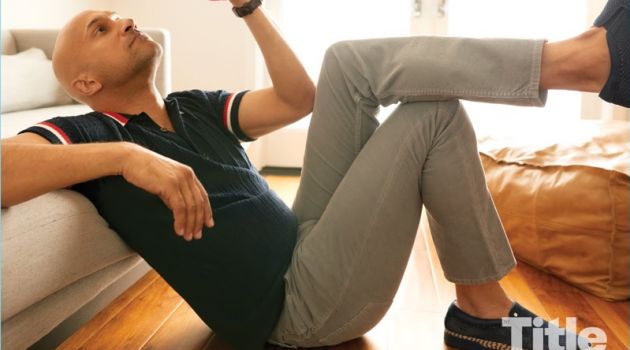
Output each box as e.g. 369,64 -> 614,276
230,1 -> 316,138
2,132 -> 213,241
1,133 -> 129,208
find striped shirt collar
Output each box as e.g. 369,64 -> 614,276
100,111 -> 131,126
98,98 -> 181,128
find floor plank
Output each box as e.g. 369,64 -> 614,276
141,302 -> 213,350
57,271 -> 161,350
60,174 -> 629,350
77,272 -> 183,349
582,292 -> 630,346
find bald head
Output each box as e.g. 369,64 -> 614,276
52,10 -> 162,105
52,10 -> 100,98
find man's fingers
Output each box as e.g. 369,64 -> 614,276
166,189 -> 187,238
194,177 -> 213,229
178,171 -> 197,241
187,177 -> 205,240
163,168 -> 209,242
124,148 -> 210,242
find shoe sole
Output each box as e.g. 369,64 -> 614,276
444,329 -> 524,350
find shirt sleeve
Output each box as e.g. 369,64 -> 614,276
16,114 -> 114,193
204,90 -> 257,142
17,115 -> 98,144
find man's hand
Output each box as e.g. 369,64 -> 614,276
120,143 -> 213,242
208,0 -> 315,139
2,136 -> 212,242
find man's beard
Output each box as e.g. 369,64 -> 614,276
105,42 -> 162,89
129,42 -> 162,78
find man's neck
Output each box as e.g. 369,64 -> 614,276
93,85 -> 173,131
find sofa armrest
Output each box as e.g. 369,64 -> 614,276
1,190 -> 138,321
6,28 -> 172,97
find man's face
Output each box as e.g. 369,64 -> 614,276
54,10 -> 162,95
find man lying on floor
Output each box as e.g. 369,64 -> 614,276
4,0 -> 628,349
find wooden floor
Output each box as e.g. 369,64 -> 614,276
58,175 -> 629,350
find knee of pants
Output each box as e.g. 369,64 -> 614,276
322,40 -> 356,72
439,99 -> 476,137
424,99 -> 472,138
390,99 -> 474,151
393,99 -> 465,130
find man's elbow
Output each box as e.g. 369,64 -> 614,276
293,82 -> 316,117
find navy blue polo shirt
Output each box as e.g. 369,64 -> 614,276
19,89 -> 298,350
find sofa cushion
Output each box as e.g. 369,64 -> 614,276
1,190 -> 137,321
475,117 -> 629,301
1,104 -> 91,138
1,47 -> 74,113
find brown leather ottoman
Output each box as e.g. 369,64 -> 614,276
476,118 -> 629,301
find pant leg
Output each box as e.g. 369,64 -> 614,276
292,36 -> 546,228
270,37 -> 545,347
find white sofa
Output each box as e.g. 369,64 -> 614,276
1,28 -> 172,350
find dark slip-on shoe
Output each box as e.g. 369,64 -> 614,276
444,302 -> 592,350
593,0 -> 630,108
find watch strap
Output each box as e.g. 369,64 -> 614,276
232,0 -> 262,18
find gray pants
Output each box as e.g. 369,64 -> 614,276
269,36 -> 547,347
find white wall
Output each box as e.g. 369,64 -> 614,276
3,0 -> 624,121
1,0 -> 107,29
2,0 -> 259,93
110,0 -> 257,92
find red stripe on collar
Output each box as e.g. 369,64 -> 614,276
102,112 -> 130,126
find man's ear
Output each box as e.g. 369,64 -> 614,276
71,76 -> 102,97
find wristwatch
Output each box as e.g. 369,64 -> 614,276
232,0 -> 262,18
